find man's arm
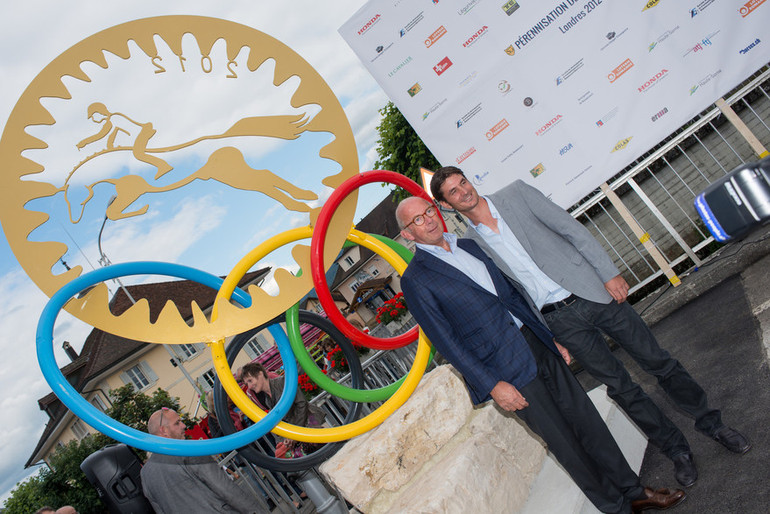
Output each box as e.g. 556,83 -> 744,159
193,458 -> 263,513
514,180 -> 627,300
514,181 -> 620,283
401,273 -> 500,401
490,381 -> 529,411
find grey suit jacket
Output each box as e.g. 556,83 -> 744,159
464,180 -> 619,305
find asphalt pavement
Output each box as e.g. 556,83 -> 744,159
576,224 -> 770,514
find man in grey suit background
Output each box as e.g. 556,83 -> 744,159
429,166 -> 750,488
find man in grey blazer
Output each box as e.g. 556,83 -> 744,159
430,166 -> 750,488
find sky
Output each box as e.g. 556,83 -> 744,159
0,0 -> 395,502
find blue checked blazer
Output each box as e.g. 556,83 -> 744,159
401,238 -> 558,404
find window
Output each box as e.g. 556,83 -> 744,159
344,255 -> 355,266
245,332 -> 272,360
199,368 -> 217,391
172,342 -> 205,361
120,362 -> 158,391
371,268 -> 380,277
91,395 -> 109,412
71,419 -> 89,440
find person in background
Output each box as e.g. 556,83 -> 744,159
140,408 -> 266,513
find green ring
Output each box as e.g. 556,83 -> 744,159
287,233 -> 434,403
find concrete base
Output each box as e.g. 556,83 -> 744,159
521,385 -> 647,514
321,366 -> 647,513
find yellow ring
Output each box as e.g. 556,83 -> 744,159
209,226 -> 432,442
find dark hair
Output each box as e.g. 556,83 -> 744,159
241,362 -> 268,380
430,166 -> 466,203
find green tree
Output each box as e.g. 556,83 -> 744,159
3,385 -> 190,514
373,101 -> 440,200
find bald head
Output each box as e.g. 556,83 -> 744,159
55,507 -> 78,514
395,196 -> 432,229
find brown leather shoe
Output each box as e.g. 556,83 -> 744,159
631,487 -> 686,513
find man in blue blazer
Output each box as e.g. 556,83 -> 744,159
429,166 -> 750,488
397,196 -> 685,514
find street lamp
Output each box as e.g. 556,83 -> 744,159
95,195 -> 200,392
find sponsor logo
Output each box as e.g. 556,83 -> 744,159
456,103 -> 482,128
638,69 -> 669,93
523,97 -> 534,107
740,38 -> 761,54
502,0 -> 520,15
407,83 -> 422,97
425,26 -> 447,47
642,0 -> 660,10
578,91 -> 593,105
369,42 -> 394,62
463,26 -> 489,48
459,71 -> 479,88
689,69 -> 722,95
388,56 -> 413,77
434,56 -> 453,75
458,0 -> 481,15
422,98 -> 448,121
691,0 -> 717,16
358,14 -> 382,36
608,58 -> 633,83
472,171 -> 489,185
651,107 -> 669,122
530,163 -> 545,177
741,0 -> 766,17
456,146 -> 476,164
596,107 -> 619,127
487,119 -> 510,140
504,45 -> 516,56
501,144 -> 524,163
601,28 -> 628,51
559,143 -> 573,156
649,26 -> 680,52
611,137 -> 633,153
684,31 -> 720,58
498,80 -> 512,94
535,114 -> 563,136
555,59 -> 584,86
399,11 -> 425,37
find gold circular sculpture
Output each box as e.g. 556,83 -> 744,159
0,16 -> 359,343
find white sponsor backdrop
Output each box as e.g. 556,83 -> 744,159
340,0 -> 770,207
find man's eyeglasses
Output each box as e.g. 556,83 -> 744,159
405,206 -> 438,229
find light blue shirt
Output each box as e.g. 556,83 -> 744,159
416,233 -> 522,327
469,198 -> 571,309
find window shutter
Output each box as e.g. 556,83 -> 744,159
139,361 -> 158,383
119,371 -> 131,386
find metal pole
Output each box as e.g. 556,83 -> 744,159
96,197 -> 201,392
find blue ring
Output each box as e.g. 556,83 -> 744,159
36,261 -> 298,456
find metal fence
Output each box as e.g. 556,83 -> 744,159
569,65 -> 770,294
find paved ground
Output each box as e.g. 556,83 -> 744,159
577,225 -> 770,514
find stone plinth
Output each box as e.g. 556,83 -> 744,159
319,365 -> 547,513
320,365 -> 648,514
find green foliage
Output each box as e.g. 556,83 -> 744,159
3,385 -> 189,514
373,101 -> 440,201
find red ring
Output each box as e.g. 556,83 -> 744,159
310,170 -> 446,350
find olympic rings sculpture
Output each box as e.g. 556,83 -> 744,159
35,171 -> 437,462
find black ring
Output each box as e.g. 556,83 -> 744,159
213,309 -> 363,472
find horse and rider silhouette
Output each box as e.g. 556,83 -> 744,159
63,102 -> 319,223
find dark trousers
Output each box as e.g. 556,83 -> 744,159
516,326 -> 644,514
543,298 -> 723,459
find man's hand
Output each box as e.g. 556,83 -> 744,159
490,381 -> 529,412
604,275 -> 630,303
554,340 -> 572,365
